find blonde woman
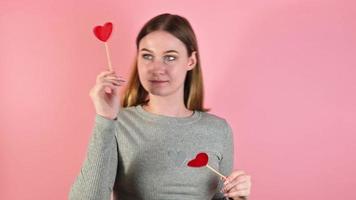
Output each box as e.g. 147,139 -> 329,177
69,13 -> 251,200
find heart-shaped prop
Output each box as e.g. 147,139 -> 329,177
187,152 -> 208,167
93,22 -> 114,71
93,22 -> 113,42
187,152 -> 226,179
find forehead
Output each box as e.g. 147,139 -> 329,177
139,30 -> 186,53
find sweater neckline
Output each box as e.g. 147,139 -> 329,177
135,104 -> 201,125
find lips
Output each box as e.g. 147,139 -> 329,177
150,80 -> 168,83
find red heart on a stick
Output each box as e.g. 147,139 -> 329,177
93,22 -> 113,42
187,152 -> 208,167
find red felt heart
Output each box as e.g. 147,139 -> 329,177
187,152 -> 208,167
93,22 -> 113,42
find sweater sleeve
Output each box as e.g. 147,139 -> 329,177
212,120 -> 234,200
69,114 -> 119,200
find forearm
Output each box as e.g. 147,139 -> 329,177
69,114 -> 118,200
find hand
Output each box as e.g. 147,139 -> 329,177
89,69 -> 126,120
221,170 -> 251,199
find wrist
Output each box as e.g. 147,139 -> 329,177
97,113 -> 117,120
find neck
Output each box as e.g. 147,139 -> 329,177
143,94 -> 193,118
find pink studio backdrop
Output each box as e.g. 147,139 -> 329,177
1,0 -> 355,199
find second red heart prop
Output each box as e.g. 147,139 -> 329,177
187,152 -> 208,167
187,152 -> 226,179
93,22 -> 113,42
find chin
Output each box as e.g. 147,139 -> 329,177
143,82 -> 182,97
147,89 -> 172,97
145,85 -> 181,97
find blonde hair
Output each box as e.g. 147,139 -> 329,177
122,13 -> 209,112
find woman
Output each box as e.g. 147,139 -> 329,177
69,13 -> 251,200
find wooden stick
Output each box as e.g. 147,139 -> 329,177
206,164 -> 226,179
206,164 -> 229,200
104,42 -> 112,71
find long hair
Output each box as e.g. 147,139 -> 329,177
121,13 -> 209,112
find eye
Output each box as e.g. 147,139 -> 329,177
164,55 -> 176,62
142,54 -> 153,60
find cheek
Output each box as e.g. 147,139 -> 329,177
171,61 -> 189,76
137,59 -> 147,72
137,65 -> 147,82
138,58 -> 149,66
137,60 -> 152,75
169,66 -> 188,83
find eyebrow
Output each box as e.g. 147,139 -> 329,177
140,48 -> 179,54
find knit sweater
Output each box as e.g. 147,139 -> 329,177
69,105 -> 234,200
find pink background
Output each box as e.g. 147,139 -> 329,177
1,0 -> 355,199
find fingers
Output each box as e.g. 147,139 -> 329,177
221,171 -> 251,198
101,79 -> 125,87
224,189 -> 249,198
222,170 -> 245,192
96,69 -> 125,84
96,70 -> 115,82
225,170 -> 246,183
96,70 -> 126,86
105,77 -> 126,84
223,180 -> 249,193
99,79 -> 123,93
223,175 -> 250,192
100,82 -> 117,92
89,70 -> 126,96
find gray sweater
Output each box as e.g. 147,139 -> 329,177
69,105 -> 234,200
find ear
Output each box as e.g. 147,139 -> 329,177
187,51 -> 197,71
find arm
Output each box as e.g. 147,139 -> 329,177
69,114 -> 118,200
212,120 -> 234,200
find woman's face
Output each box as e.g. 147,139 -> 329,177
137,30 -> 196,98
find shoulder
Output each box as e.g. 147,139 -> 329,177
199,111 -> 232,133
118,106 -> 137,115
199,112 -> 234,148
200,111 -> 225,122
114,106 -> 138,121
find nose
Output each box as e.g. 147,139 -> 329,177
148,59 -> 166,74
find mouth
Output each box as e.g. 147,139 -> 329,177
149,80 -> 169,84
